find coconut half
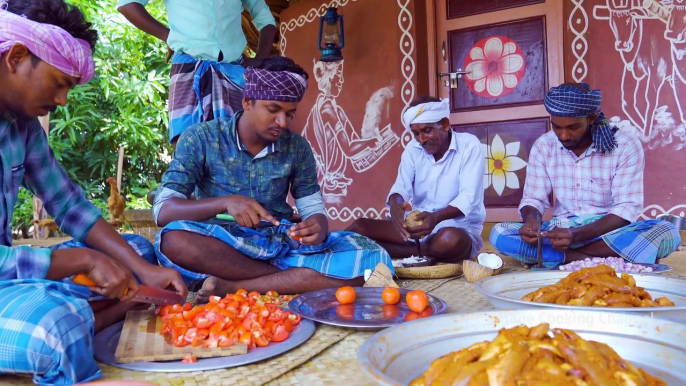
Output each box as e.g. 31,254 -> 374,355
463,253 -> 505,283
405,210 -> 423,228
477,253 -> 504,273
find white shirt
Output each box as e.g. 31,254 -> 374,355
387,131 -> 486,251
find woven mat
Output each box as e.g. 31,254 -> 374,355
0,324 -> 351,386
266,332 -> 377,386
396,277 -> 457,292
267,273 -> 500,385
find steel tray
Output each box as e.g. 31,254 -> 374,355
475,271 -> 686,323
358,309 -> 686,385
288,287 -> 448,329
94,318 -> 315,372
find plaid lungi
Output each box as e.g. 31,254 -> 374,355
155,220 -> 394,288
0,280 -> 101,385
489,216 -> 680,267
168,52 -> 245,143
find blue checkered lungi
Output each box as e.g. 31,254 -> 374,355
155,220 -> 394,288
489,216 -> 680,268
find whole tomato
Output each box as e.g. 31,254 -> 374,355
335,286 -> 356,304
381,287 -> 400,305
406,290 -> 429,313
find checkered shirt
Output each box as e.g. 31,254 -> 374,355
519,129 -> 644,222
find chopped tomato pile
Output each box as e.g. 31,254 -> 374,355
159,289 -> 301,350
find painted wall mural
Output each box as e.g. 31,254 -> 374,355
565,0 -> 686,219
302,60 -> 399,204
280,0 -> 417,227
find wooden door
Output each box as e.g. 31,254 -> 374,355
426,0 -> 564,222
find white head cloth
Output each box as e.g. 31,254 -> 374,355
401,98 -> 450,132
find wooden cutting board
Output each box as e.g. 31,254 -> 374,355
114,310 -> 247,363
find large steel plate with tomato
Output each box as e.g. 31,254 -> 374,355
93,313 -> 315,372
287,287 -> 448,329
357,309 -> 686,385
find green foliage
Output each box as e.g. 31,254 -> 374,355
12,1 -> 170,228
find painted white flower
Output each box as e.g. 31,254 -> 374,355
482,134 -> 527,196
465,37 -> 525,98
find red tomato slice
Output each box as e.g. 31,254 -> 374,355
252,330 -> 269,347
208,295 -> 221,304
159,305 -> 173,317
272,325 -> 289,342
218,336 -> 235,347
267,309 -> 284,321
282,319 -> 294,333
175,339 -> 190,347
181,354 -> 197,363
235,289 -> 248,297
285,312 -> 301,326
238,332 -> 252,346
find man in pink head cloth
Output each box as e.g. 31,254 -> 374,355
0,0 -> 186,384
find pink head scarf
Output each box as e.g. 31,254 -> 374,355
0,1 -> 95,84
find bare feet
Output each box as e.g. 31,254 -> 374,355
196,276 -> 235,304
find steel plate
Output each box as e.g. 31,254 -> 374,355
358,309 -> 686,385
474,271 -> 686,323
93,318 -> 315,372
287,287 -> 448,329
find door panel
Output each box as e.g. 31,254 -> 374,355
430,0 -> 563,221
453,117 -> 548,207
447,16 -> 547,112
448,0 -> 544,19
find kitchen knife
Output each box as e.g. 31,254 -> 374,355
73,273 -> 185,305
536,212 -> 545,268
414,239 -> 423,257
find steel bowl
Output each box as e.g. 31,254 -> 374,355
657,214 -> 686,245
358,309 -> 686,385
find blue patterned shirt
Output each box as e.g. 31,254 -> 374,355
154,113 -> 325,223
0,114 -> 102,280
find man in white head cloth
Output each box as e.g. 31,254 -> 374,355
348,96 -> 486,262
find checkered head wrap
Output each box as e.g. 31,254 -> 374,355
243,67 -> 308,102
544,83 -> 618,153
0,1 -> 95,84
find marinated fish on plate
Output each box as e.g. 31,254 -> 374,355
410,323 -> 666,386
522,265 -> 675,308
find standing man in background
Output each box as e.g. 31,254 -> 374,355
117,0 -> 278,145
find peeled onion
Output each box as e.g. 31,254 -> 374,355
558,257 -> 653,273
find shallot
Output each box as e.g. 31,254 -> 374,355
558,257 -> 654,273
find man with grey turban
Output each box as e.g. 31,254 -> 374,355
348,96 -> 486,263
154,56 -> 393,302
490,83 -> 680,268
